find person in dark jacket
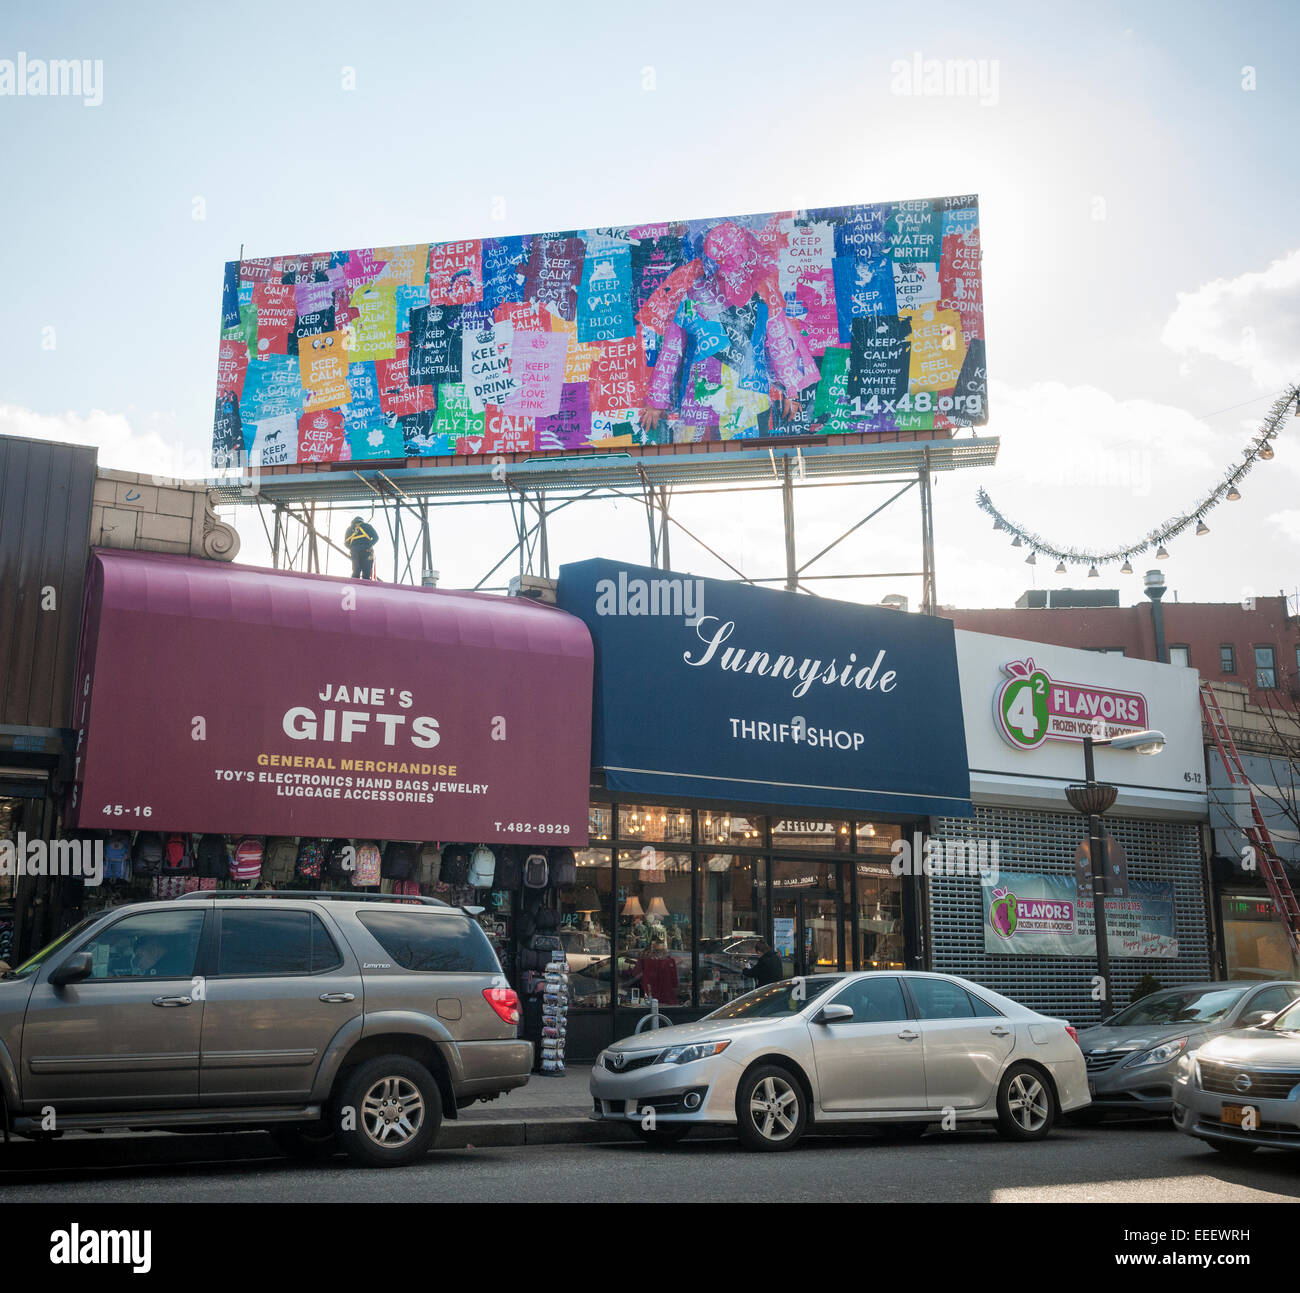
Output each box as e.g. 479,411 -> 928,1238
747,940 -> 783,986
344,515 -> 380,580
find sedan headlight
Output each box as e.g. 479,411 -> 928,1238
659,1039 -> 731,1065
1122,1037 -> 1188,1069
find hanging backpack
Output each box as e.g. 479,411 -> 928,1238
230,836 -> 263,883
382,841 -> 416,881
417,843 -> 442,887
296,837 -> 326,881
132,831 -> 164,877
549,847 -> 577,888
440,843 -> 471,887
163,833 -> 194,873
263,836 -> 298,885
196,833 -> 228,880
326,838 -> 356,880
468,845 -> 497,888
522,851 -> 549,890
104,831 -> 132,882
497,846 -> 522,889
354,841 -> 382,887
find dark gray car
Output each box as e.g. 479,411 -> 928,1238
1074,980 -> 1300,1120
0,893 -> 531,1167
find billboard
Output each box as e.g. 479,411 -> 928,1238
213,195 -> 986,468
69,550 -> 594,844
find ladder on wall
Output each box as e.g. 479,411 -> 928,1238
1200,680 -> 1300,958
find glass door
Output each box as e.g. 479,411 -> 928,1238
769,859 -> 846,978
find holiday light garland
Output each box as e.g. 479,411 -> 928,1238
977,385 -> 1300,573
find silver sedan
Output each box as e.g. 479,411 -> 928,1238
590,971 -> 1089,1151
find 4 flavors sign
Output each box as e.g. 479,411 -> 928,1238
994,658 -> 1148,751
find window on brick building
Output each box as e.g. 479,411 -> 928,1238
1168,646 -> 1190,667
1255,646 -> 1277,690
1220,645 -> 1236,674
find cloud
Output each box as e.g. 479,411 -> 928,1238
1268,510 -> 1300,546
1161,248 -> 1300,388
0,404 -> 208,479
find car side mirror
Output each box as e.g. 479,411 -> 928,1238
1240,1009 -> 1275,1027
49,952 -> 93,988
816,1003 -> 855,1024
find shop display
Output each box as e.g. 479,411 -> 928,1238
354,840 -> 382,886
131,832 -> 164,876
231,836 -> 264,882
295,837 -> 326,881
469,844 -> 497,888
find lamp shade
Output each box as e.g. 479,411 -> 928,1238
621,896 -> 644,918
647,897 -> 669,918
1065,783 -> 1118,816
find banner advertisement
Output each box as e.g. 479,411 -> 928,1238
984,871 -> 1179,958
214,195 -> 987,466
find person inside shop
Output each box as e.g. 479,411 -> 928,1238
746,939 -> 783,987
633,929 -> 679,1006
344,514 -> 380,580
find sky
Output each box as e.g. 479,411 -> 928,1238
2,0 -> 1298,609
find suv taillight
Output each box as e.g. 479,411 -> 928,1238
1065,1025 -> 1079,1046
483,987 -> 520,1025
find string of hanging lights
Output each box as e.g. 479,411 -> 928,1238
976,385 -> 1300,576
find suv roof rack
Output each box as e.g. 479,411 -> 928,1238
169,889 -> 452,908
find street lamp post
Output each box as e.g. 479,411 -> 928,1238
1065,728 -> 1166,1022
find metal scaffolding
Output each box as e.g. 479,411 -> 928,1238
217,437 -> 999,611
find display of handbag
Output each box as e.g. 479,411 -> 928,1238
417,843 -> 442,887
522,851 -> 548,889
325,838 -> 356,880
163,833 -> 194,873
131,832 -> 164,877
468,844 -> 497,888
196,833 -> 229,880
296,837 -> 326,881
440,843 -> 471,887
230,836 -> 263,883
263,837 -> 298,885
381,841 -> 416,880
354,841 -> 382,887
549,847 -> 576,888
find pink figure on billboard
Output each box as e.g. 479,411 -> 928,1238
641,222 -> 817,436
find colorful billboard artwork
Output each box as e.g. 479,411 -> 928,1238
984,872 -> 1178,958
213,195 -> 986,467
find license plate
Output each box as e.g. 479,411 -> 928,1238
1220,1103 -> 1250,1126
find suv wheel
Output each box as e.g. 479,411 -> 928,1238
336,1056 -> 441,1168
270,1122 -> 339,1162
736,1064 -> 807,1152
995,1064 -> 1056,1141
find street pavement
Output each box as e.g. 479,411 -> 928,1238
4,1116 -> 1300,1203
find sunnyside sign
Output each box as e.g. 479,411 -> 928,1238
994,657 -> 1149,751
556,558 -> 972,818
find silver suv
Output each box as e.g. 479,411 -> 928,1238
0,893 -> 531,1168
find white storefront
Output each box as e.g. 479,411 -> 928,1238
926,630 -> 1211,1026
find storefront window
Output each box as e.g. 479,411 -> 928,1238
853,862 -> 906,969
617,803 -> 691,845
855,822 -> 903,856
770,818 -> 851,852
616,848 -> 692,1006
698,854 -> 765,1005
1221,893 -> 1299,978
588,805 -> 613,842
563,848 -> 613,1008
698,811 -> 764,847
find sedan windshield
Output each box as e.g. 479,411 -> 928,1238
704,976 -> 839,1020
1107,985 -> 1249,1027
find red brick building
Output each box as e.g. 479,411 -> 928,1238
942,588 -> 1300,709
